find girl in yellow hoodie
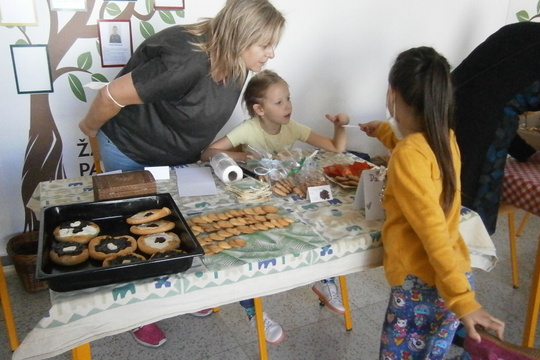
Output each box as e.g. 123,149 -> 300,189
360,47 -> 504,359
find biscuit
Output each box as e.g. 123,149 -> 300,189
255,223 -> 269,231
209,232 -> 226,241
208,245 -> 223,254
217,220 -> 234,229
262,205 -> 279,214
229,238 -> 247,247
217,241 -> 232,249
217,229 -> 233,238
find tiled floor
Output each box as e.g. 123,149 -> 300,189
1,209 -> 539,360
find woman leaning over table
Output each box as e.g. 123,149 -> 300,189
78,0 -> 286,347
79,0 -> 285,173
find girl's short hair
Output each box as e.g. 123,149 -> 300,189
243,69 -> 287,117
185,0 -> 285,86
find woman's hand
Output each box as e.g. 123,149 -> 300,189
460,308 -> 505,342
325,113 -> 350,127
359,121 -> 382,137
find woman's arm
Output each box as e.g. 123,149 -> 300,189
305,113 -> 350,152
78,73 -> 143,137
200,136 -> 251,162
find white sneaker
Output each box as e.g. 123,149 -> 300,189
312,281 -> 345,314
250,312 -> 285,344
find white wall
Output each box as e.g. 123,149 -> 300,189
0,0 -> 527,255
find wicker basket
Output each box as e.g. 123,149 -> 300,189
7,232 -> 48,292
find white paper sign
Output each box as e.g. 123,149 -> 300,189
353,167 -> 386,221
307,184 -> 333,203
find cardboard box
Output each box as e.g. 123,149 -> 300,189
92,170 -> 156,200
518,111 -> 540,151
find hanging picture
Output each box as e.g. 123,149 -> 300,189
50,0 -> 87,11
10,45 -> 53,94
97,19 -> 133,67
154,0 -> 184,10
0,0 -> 38,26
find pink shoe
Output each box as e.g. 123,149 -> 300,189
130,323 -> 167,347
189,308 -> 214,317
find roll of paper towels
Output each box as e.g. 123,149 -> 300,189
210,152 -> 243,183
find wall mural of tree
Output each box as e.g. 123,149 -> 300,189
8,0 -> 184,232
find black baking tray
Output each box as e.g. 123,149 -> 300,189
36,193 -> 203,292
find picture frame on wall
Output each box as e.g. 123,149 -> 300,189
10,45 -> 54,94
50,0 -> 87,11
154,0 -> 184,10
0,0 -> 38,26
98,19 -> 133,67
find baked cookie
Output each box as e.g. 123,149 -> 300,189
53,220 -> 100,244
137,232 -> 181,255
49,241 -> 89,266
88,235 -> 138,261
130,220 -> 175,235
126,207 -> 171,225
102,252 -> 146,267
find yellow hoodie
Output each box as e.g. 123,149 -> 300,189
375,122 -> 481,318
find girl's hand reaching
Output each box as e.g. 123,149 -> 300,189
460,308 -> 505,343
359,121 -> 383,137
325,113 -> 350,127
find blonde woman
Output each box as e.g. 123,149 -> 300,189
79,0 -> 285,347
79,0 -> 285,173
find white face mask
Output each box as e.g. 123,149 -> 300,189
386,94 -> 404,140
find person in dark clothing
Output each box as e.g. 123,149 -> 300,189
452,21 -> 540,235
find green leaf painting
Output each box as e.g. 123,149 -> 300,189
140,22 -> 156,39
68,74 -> 86,102
77,52 -> 92,70
105,3 -> 122,17
91,73 -> 109,83
158,10 -> 176,24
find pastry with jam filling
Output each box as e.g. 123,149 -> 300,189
49,241 -> 89,266
53,220 -> 100,244
88,235 -> 137,261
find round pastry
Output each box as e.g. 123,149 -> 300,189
88,235 -> 137,261
137,232 -> 181,255
130,220 -> 175,235
126,207 -> 172,225
49,241 -> 89,266
53,220 -> 100,244
150,249 -> 186,260
102,252 -> 146,267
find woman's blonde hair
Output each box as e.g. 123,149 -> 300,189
185,0 -> 285,86
243,69 -> 287,117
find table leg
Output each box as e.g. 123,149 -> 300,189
523,238 -> 540,347
253,297 -> 268,360
508,211 -> 520,288
338,276 -> 353,331
517,212 -> 532,237
0,259 -> 19,351
71,343 -> 91,360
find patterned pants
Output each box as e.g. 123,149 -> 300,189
379,274 -> 473,360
